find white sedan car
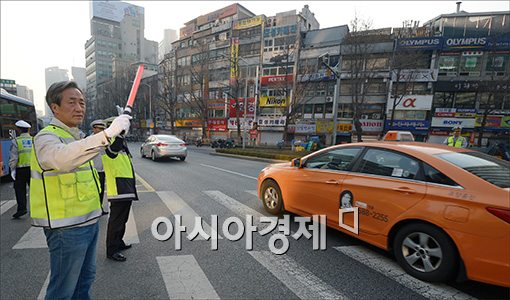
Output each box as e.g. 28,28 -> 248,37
140,134 -> 187,161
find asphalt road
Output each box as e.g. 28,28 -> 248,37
1,144 -> 508,299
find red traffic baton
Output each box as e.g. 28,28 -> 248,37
124,64 -> 144,114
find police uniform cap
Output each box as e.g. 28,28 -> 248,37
452,125 -> 462,131
90,119 -> 106,129
15,120 -> 31,128
104,116 -> 116,126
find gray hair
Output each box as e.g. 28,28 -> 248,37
45,81 -> 83,109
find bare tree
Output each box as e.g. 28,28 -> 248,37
343,14 -> 391,142
158,51 -> 178,134
477,75 -> 509,147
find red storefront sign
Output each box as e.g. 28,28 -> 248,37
260,75 -> 293,85
229,98 -> 255,118
207,118 -> 227,132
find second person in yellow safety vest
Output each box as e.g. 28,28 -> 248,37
443,125 -> 468,148
30,80 -> 131,299
9,120 -> 33,219
102,119 -> 138,262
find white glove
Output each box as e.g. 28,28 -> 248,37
104,114 -> 132,139
11,169 -> 16,180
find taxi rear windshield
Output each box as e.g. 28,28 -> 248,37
437,152 -> 510,188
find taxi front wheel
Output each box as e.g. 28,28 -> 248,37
261,180 -> 283,215
394,223 -> 458,282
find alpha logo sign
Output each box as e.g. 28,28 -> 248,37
259,96 -> 288,107
431,117 -> 476,128
386,95 -> 433,112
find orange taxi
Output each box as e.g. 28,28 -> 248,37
257,142 -> 510,287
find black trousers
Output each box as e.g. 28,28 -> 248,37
98,172 -> 105,206
14,167 -> 30,213
106,201 -> 132,256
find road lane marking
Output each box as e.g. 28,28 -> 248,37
37,272 -> 50,300
0,200 -> 16,215
249,251 -> 348,300
13,227 -> 47,249
245,190 -> 258,197
124,207 -> 140,245
135,173 -> 155,192
334,246 -> 474,300
156,255 -> 220,299
157,191 -> 222,240
200,164 -> 258,180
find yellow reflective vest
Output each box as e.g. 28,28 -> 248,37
447,136 -> 465,148
16,135 -> 33,168
30,126 -> 102,228
102,144 -> 138,201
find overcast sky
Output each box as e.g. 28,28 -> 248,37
1,1 -> 508,113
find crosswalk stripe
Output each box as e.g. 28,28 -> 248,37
204,190 -> 266,226
156,255 -> 220,299
37,272 -> 50,300
0,200 -> 16,215
157,191 -> 222,240
124,207 -> 140,244
334,246 -> 474,300
13,227 -> 47,249
249,251 -> 348,300
245,190 -> 258,197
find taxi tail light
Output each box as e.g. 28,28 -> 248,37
487,207 -> 510,224
156,142 -> 168,147
180,143 -> 187,147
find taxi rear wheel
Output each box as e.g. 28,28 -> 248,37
151,150 -> 157,161
140,148 -> 145,158
394,223 -> 458,282
261,180 -> 283,215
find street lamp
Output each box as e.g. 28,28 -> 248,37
140,82 -> 153,135
319,51 -> 342,146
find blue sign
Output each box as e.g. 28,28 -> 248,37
397,37 -> 442,50
385,120 -> 430,131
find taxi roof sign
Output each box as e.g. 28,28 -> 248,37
383,130 -> 415,142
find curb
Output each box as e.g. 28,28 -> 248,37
210,152 -> 288,163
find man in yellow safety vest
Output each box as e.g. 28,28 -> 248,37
9,120 -> 32,219
443,126 -> 468,148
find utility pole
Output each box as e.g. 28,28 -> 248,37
243,78 -> 248,149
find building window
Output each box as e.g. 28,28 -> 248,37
438,54 -> 460,75
459,53 -> 482,75
454,92 -> 476,108
485,53 -> 509,74
433,92 -> 455,108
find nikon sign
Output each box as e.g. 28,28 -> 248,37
259,96 -> 288,107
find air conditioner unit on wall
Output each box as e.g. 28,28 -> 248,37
325,96 -> 333,102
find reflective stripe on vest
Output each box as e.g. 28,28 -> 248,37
447,136 -> 464,148
29,125 -> 102,229
102,150 -> 138,201
16,136 -> 32,168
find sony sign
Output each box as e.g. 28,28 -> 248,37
386,95 -> 433,112
431,117 -> 476,128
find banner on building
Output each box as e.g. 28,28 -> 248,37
316,120 -> 333,134
229,38 -> 239,84
391,69 -> 438,82
207,118 -> 228,131
385,120 -> 430,131
337,123 -> 353,132
263,49 -> 295,64
474,115 -> 502,128
234,15 -> 263,30
359,119 -> 384,132
175,119 -> 203,128
295,124 -> 316,134
260,75 -> 293,85
229,98 -> 255,118
228,118 -> 254,130
500,116 -> 510,128
386,95 -> 433,112
257,116 -> 286,127
259,95 -> 288,107
431,117 -> 476,128
434,108 -> 477,118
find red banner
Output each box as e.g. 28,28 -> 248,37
261,75 -> 293,85
229,98 -> 255,118
207,118 -> 227,132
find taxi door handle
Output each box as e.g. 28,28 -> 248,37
392,187 -> 416,194
325,180 -> 340,185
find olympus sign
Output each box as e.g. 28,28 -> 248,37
399,38 -> 441,47
445,37 -> 486,47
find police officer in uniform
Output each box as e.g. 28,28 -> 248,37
102,117 -> 138,262
9,120 -> 32,219
31,81 -> 131,299
90,119 -> 108,213
443,125 -> 468,148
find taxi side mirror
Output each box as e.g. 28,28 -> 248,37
291,158 -> 302,168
